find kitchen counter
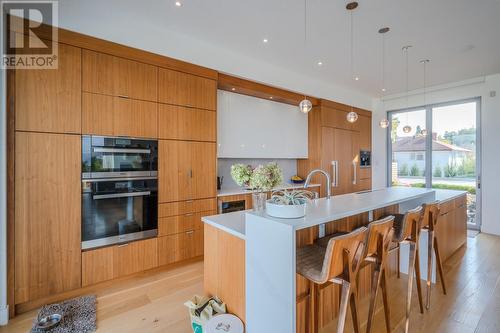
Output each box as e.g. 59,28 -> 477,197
217,183 -> 320,197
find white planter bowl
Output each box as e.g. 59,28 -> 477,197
265,200 -> 306,219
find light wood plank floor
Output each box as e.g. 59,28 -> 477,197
2,233 -> 500,333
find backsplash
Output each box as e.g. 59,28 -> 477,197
217,158 -> 298,189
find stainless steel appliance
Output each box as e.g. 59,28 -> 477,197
81,135 -> 159,250
219,199 -> 246,214
81,177 -> 158,249
360,150 -> 371,168
82,135 -> 158,179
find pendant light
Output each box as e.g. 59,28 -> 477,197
420,59 -> 430,136
346,2 -> 359,123
402,45 -> 412,134
378,27 -> 390,128
299,0 -> 312,114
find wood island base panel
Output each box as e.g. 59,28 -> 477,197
203,188 -> 467,333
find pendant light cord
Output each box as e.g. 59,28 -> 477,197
350,11 -> 354,80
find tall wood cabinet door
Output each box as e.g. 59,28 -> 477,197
159,140 -> 180,203
82,50 -> 157,101
15,132 -> 81,303
158,68 -> 216,110
82,92 -> 114,136
15,42 -> 82,133
358,114 -> 371,151
158,104 -> 216,141
177,141 -> 217,200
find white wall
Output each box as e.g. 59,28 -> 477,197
372,74 -> 500,235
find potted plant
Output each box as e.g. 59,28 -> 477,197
230,162 -> 283,211
266,189 -> 315,218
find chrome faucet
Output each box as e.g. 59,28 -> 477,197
304,169 -> 331,199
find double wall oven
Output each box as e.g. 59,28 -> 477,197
81,136 -> 158,250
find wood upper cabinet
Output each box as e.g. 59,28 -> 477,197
82,93 -> 158,138
158,68 -> 216,110
159,140 -> 217,203
82,50 -> 158,101
158,104 -> 216,142
15,42 -> 82,134
15,132 -> 81,303
358,114 -> 371,151
321,107 -> 354,131
321,127 -> 359,196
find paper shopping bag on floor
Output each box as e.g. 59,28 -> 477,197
184,295 -> 226,333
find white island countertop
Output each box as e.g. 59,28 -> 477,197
202,187 -> 469,240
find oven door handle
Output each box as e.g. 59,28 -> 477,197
93,191 -> 151,200
92,147 -> 151,154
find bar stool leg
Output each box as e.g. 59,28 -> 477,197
310,282 -> 319,333
414,247 -> 424,314
366,264 -> 382,333
380,269 -> 391,333
337,280 -> 351,333
434,237 -> 447,295
349,290 -> 360,333
397,246 -> 401,278
426,230 -> 434,309
405,242 -> 417,333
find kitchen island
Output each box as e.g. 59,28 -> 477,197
202,187 -> 467,333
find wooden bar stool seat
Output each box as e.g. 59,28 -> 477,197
296,227 -> 368,333
360,216 -> 395,333
387,206 -> 425,333
422,201 -> 447,309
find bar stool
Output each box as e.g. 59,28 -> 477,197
361,216 -> 395,333
388,206 -> 424,333
296,227 -> 368,333
422,201 -> 447,309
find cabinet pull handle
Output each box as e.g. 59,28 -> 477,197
186,230 -> 194,235
331,161 -> 339,188
189,169 -> 193,178
118,94 -> 129,99
117,243 -> 129,248
185,213 -> 194,217
186,200 -> 194,203
352,161 -> 357,185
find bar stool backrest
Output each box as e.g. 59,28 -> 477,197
422,201 -> 440,231
322,227 -> 368,283
363,216 -> 395,259
393,206 -> 424,243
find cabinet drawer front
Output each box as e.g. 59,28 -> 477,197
159,210 -> 213,236
158,104 -> 216,141
82,50 -> 157,101
82,247 -> 114,287
159,199 -> 217,217
158,68 -> 216,110
158,229 -> 204,266
358,167 -> 371,180
113,238 -> 158,278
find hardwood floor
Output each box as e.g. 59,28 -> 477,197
2,234 -> 500,333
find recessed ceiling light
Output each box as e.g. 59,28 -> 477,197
263,38 -> 269,43
175,1 -> 182,7
231,87 -> 236,91
354,76 -> 360,81
382,88 -> 386,92
317,61 -> 323,66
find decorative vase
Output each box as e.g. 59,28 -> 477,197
252,192 -> 267,211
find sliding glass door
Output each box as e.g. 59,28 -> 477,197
388,98 -> 481,230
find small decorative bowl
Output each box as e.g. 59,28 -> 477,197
291,179 -> 305,184
36,313 -> 62,331
265,200 -> 306,219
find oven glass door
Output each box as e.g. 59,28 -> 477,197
82,179 -> 158,249
91,147 -> 152,177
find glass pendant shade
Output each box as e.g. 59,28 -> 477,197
421,129 -> 427,136
403,125 -> 412,134
299,98 -> 312,113
379,119 -> 389,128
346,111 -> 358,123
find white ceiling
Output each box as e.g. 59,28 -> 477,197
58,0 -> 500,97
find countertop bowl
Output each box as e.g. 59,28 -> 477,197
265,200 -> 306,219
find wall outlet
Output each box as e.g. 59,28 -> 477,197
490,90 -> 496,97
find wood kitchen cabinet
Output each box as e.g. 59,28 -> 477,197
321,127 -> 360,196
81,238 -> 158,287
158,68 -> 217,110
15,132 -> 81,303
158,104 -> 216,142
358,114 -> 371,151
82,92 -> 158,138
82,50 -> 158,101
158,229 -> 204,266
15,42 -> 82,134
159,140 -> 217,202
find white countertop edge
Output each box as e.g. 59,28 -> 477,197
433,189 -> 468,202
217,183 -> 320,197
248,188 -> 436,231
202,211 -> 247,240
